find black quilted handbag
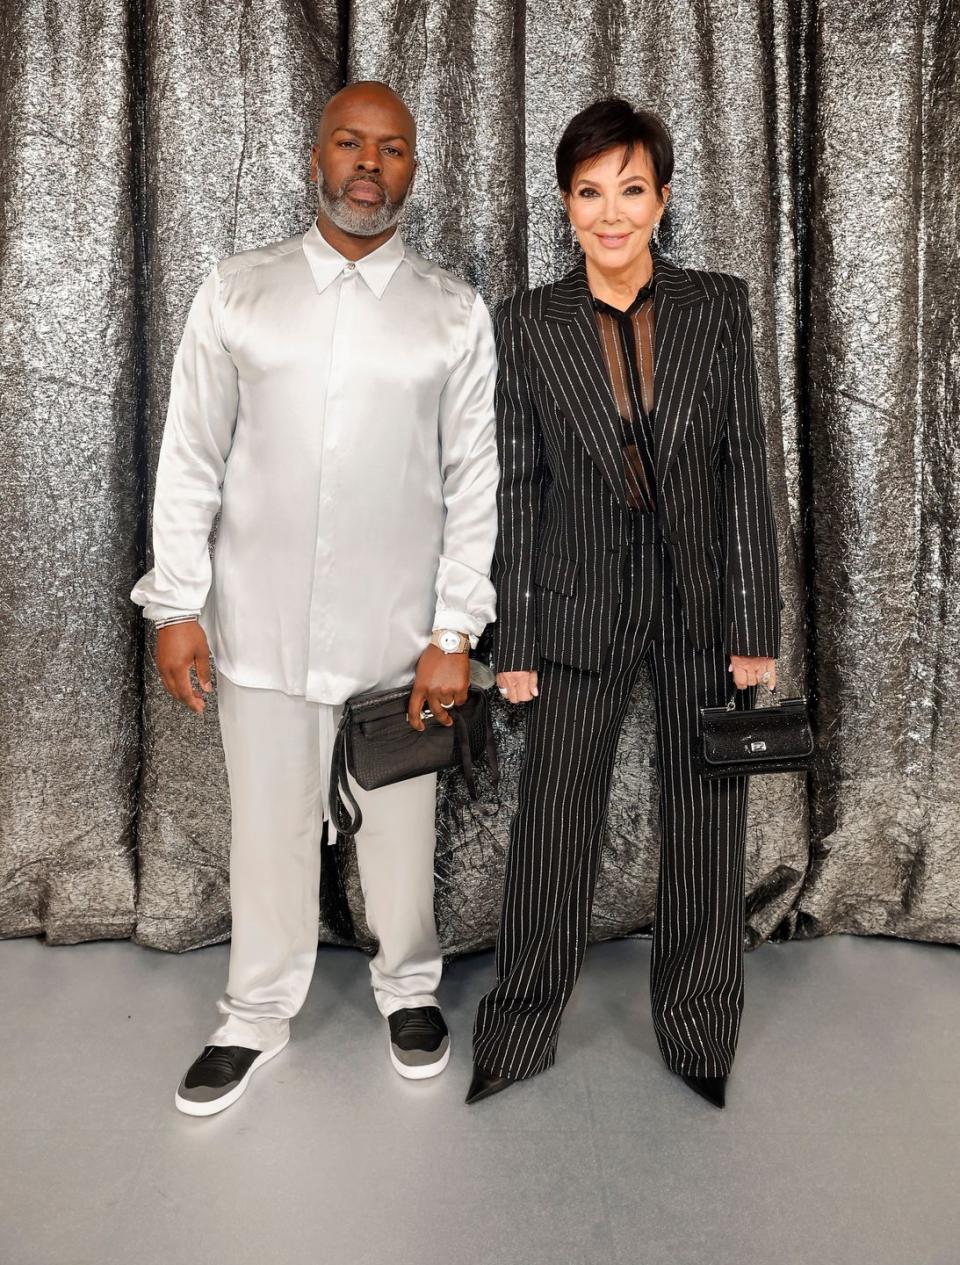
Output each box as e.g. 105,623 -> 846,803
694,686 -> 815,779
329,678 -> 499,839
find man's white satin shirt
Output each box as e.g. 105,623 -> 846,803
130,222 -> 499,704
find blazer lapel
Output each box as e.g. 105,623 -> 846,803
651,252 -> 721,486
525,259 -> 626,504
525,253 -> 722,504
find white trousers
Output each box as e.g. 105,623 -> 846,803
208,672 -> 442,1051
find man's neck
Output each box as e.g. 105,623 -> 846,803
315,214 -> 398,262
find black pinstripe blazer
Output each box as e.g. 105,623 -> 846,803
491,250 -> 783,675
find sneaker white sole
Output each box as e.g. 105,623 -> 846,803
174,1034 -> 290,1117
388,1034 -> 451,1081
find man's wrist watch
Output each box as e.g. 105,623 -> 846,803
431,628 -> 470,655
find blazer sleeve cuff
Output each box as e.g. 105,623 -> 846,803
724,631 -> 781,659
493,633 -> 539,674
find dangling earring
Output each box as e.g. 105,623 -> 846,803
652,219 -> 661,248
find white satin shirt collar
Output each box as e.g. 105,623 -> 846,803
302,218 -> 406,299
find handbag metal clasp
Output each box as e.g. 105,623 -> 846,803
749,740 -> 767,752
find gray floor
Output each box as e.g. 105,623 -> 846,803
2,932 -> 958,1265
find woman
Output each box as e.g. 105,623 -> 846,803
468,99 -> 784,1109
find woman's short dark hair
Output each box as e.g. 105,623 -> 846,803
555,98 -> 674,197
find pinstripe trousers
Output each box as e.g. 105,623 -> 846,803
473,510 -> 757,1080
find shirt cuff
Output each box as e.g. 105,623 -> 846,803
141,603 -> 201,626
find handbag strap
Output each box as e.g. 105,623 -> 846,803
452,708 -> 478,799
452,690 -> 499,799
329,708 -> 363,838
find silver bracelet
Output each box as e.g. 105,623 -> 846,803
154,613 -> 200,629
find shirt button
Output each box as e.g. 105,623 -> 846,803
344,263 -> 355,272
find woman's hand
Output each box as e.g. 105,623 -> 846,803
496,670 -> 539,704
728,655 -> 777,691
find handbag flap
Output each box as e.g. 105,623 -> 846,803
359,712 -> 445,739
358,691 -> 485,737
345,685 -> 412,721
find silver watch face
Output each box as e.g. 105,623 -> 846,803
439,631 -> 461,653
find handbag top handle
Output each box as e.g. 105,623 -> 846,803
724,683 -> 783,710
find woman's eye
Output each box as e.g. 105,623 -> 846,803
624,185 -> 645,195
578,188 -> 598,197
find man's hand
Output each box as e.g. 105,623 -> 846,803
156,621 -> 214,713
496,670 -> 539,704
729,654 -> 777,691
407,644 -> 470,730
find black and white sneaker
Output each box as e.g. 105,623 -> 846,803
174,1037 -> 289,1116
387,1007 -> 450,1080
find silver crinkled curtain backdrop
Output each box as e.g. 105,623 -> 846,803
1,1 -> 957,954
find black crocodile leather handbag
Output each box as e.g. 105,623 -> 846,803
694,686 -> 815,779
329,675 -> 498,839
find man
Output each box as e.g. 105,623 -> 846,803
131,81 -> 499,1116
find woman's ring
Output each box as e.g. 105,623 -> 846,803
498,687 -> 508,696
761,671 -> 771,682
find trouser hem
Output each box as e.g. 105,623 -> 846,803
661,1048 -> 734,1078
206,1016 -> 292,1052
379,993 -> 441,1019
472,1027 -> 559,1081
475,1045 -> 557,1082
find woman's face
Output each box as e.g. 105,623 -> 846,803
564,143 -> 668,272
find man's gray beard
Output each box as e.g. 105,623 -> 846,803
317,175 -> 406,237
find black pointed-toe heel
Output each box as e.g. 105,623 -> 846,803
680,1073 -> 727,1109
465,1064 -> 515,1105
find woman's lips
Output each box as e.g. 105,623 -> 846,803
347,180 -> 385,204
596,232 -> 631,248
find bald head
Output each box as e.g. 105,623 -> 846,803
316,81 -> 416,150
